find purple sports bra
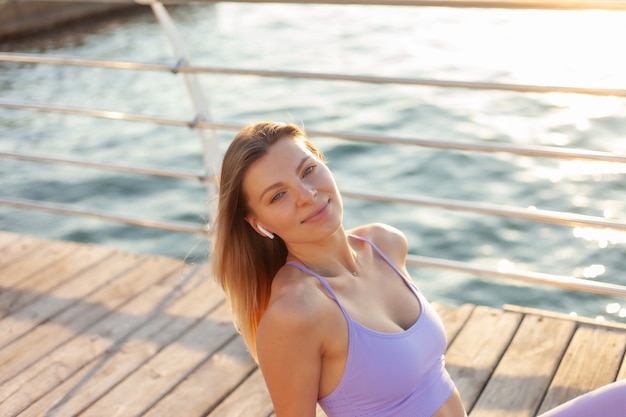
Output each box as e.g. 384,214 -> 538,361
285,234 -> 456,417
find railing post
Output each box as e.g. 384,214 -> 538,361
138,0 -> 220,227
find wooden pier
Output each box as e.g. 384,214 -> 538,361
0,230 -> 624,417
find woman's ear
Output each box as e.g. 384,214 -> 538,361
257,225 -> 275,239
244,217 -> 275,239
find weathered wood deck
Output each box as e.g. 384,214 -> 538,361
0,230 -> 624,417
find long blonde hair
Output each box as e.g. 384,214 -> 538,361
211,121 -> 324,360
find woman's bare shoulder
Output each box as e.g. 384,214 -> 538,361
259,266 -> 330,339
349,223 -> 408,255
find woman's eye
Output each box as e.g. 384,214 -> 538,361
303,165 -> 316,176
270,192 -> 284,203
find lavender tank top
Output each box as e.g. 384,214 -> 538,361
285,234 -> 456,417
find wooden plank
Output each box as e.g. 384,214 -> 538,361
537,325 -> 626,414
163,264 -> 224,319
207,368 -> 274,417
16,320 -> 181,417
13,351 -> 114,417
1,275 -> 184,416
618,353 -> 626,380
470,315 -> 576,417
0,235 -> 49,270
0,249 -> 140,349
0,240 -> 80,288
444,306 -> 523,411
0,261 -> 191,416
143,336 -> 256,417
435,302 -> 476,343
0,243 -> 116,318
14,266 -> 225,417
504,304 -> 626,331
0,255 -> 181,386
0,231 -> 24,250
79,302 -> 237,416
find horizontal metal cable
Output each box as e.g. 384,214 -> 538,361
0,150 -> 213,182
0,53 -> 170,71
305,128 -> 626,163
25,0 -> 626,11
0,100 -> 192,127
341,189 -> 626,231
163,0 -> 626,10
406,254 -> 626,298
184,66 -> 626,98
0,197 -> 209,235
3,101 -> 626,164
3,52 -> 626,98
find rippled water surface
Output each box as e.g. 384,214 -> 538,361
1,4 -> 625,321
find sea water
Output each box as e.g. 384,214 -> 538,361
1,3 -> 625,321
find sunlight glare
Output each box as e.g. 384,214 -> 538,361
497,259 -> 514,273
546,94 -> 624,120
558,161 -> 626,178
583,264 -> 605,279
506,11 -> 626,87
572,195 -> 589,208
606,302 -> 620,314
573,227 -> 626,247
573,264 -> 605,279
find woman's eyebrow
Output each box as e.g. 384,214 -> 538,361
258,156 -> 310,202
295,156 -> 310,173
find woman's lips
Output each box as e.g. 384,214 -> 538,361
302,201 -> 330,223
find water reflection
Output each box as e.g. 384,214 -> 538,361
573,227 -> 626,248
545,94 -> 625,130
606,302 -> 626,317
573,264 -> 605,279
559,161 -> 626,178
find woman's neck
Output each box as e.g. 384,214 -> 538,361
286,231 -> 360,277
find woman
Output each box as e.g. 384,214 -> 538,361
211,121 -> 625,417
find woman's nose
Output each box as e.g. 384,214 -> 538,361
296,182 -> 317,205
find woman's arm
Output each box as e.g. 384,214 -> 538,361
256,292 -> 325,417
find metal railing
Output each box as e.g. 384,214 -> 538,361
20,0 -> 626,11
1,0 -> 625,300
4,52 -> 626,98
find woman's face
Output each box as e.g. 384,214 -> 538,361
243,137 -> 343,244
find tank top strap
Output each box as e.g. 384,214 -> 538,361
285,261 -> 352,317
348,234 -> 417,290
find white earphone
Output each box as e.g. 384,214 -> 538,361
257,224 -> 275,239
